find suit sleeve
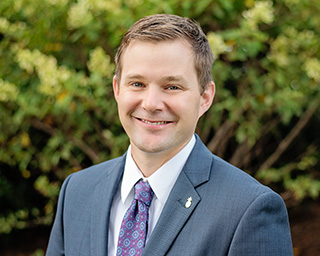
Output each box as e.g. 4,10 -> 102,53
46,175 -> 72,256
228,191 -> 293,256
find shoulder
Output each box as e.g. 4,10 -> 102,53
192,135 -> 271,195
192,136 -> 279,204
197,148 -> 289,222
61,155 -> 125,192
194,136 -> 272,194
211,153 -> 274,199
203,153 -> 289,226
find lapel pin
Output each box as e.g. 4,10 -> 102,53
185,196 -> 193,208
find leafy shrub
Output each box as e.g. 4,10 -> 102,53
0,0 -> 319,234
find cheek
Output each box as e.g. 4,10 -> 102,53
174,97 -> 200,119
117,93 -> 139,113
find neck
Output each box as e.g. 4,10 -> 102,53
130,152 -> 171,177
131,145 -> 188,178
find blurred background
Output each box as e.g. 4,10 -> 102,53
0,0 -> 319,255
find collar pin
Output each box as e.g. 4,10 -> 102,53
185,196 -> 193,208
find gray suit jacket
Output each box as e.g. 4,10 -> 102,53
46,135 -> 293,255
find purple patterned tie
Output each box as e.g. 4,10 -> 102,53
116,180 -> 154,256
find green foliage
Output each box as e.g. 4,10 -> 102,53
257,146 -> 320,202
0,0 -> 319,237
32,249 -> 45,256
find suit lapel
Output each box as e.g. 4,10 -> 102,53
143,136 -> 213,256
90,156 -> 126,256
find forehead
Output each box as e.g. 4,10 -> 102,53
123,38 -> 193,56
120,39 -> 196,76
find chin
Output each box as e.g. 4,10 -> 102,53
133,139 -> 169,154
137,143 -> 166,154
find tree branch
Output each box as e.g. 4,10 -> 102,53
259,97 -> 320,171
206,120 -> 237,157
30,119 -> 100,163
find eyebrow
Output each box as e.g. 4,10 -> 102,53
125,74 -> 145,80
124,74 -> 186,83
161,75 -> 185,83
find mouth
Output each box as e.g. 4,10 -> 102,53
136,118 -> 172,125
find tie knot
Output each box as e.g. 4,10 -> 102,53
134,180 -> 154,206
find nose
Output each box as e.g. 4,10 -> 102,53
141,86 -> 165,112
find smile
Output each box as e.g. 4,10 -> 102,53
138,118 -> 171,125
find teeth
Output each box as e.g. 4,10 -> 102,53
141,119 -> 168,125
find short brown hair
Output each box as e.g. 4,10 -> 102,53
115,14 -> 214,94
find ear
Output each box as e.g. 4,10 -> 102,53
198,81 -> 215,118
113,75 -> 119,102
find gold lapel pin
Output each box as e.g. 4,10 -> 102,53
185,196 -> 193,208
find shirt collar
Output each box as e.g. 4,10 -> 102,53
121,135 -> 196,206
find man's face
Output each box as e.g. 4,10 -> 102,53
113,39 -> 214,161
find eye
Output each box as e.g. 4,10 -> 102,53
167,85 -> 180,90
131,82 -> 144,87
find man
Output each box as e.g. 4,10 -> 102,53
46,14 -> 293,255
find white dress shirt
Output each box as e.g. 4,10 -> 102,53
107,135 -> 196,256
